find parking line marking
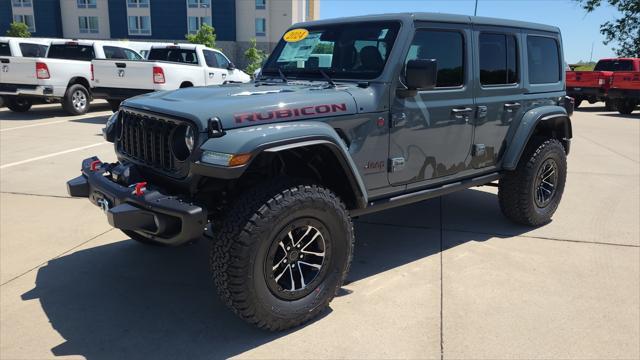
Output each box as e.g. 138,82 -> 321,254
0,142 -> 109,169
0,119 -> 79,132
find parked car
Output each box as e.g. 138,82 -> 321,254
566,58 -> 640,108
0,37 -> 50,111
91,44 -> 251,110
0,39 -> 143,115
608,71 -> 640,114
68,13 -> 572,330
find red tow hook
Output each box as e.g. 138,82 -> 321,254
133,182 -> 148,197
90,160 -> 102,171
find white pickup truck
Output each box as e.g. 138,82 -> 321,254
0,37 -> 50,110
91,44 -> 250,110
0,39 -> 143,115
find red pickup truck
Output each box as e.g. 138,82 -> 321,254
608,71 -> 640,114
566,58 -> 640,108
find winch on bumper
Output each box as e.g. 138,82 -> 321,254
66,157 -> 207,245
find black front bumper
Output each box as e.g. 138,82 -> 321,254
67,157 -> 207,245
92,87 -> 153,101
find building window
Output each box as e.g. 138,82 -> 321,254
79,16 -> 99,33
188,16 -> 211,34
187,0 -> 210,8
128,16 -> 151,35
11,0 -> 32,8
77,0 -> 97,9
255,18 -> 266,36
256,0 -> 265,9
127,0 -> 150,8
13,15 -> 35,32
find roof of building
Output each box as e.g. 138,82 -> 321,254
296,12 -> 560,33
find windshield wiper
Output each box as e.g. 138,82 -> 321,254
277,67 -> 289,84
317,69 -> 336,88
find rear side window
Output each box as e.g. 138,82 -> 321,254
479,33 -> 518,85
148,48 -> 198,64
0,42 -> 10,56
594,59 -> 634,71
47,44 -> 95,61
527,36 -> 560,84
103,46 -> 143,60
19,43 -> 48,57
405,30 -> 464,88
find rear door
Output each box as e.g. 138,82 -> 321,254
202,49 -> 227,85
471,25 -> 524,169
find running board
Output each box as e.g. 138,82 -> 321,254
350,172 -> 501,217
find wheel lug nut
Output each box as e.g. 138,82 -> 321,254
286,246 -> 291,250
283,259 -> 287,263
300,254 -> 304,258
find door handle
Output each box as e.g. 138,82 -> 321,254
208,72 -> 215,78
452,107 -> 473,114
0,58 -> 9,64
115,62 -> 126,68
504,102 -> 521,111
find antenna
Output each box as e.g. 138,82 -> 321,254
589,41 -> 594,63
474,0 -> 479,16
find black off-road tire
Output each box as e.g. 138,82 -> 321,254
498,138 -> 567,226
122,230 -> 168,247
210,180 -> 354,331
616,99 -> 637,115
62,83 -> 91,115
107,100 -> 121,112
6,97 -> 32,112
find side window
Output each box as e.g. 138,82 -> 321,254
203,50 -> 218,68
214,52 -> 230,69
479,33 -> 518,86
0,42 -> 10,56
527,36 -> 560,84
406,30 -> 464,88
19,43 -> 47,57
103,46 -> 125,59
122,48 -> 143,60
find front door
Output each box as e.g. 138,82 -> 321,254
202,49 -> 227,85
389,23 -> 475,186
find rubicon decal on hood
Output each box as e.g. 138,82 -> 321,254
234,103 -> 349,123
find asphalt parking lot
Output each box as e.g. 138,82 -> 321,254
0,101 -> 638,359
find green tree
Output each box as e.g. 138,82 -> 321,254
6,21 -> 31,37
244,38 -> 266,77
575,0 -> 639,57
185,23 -> 216,49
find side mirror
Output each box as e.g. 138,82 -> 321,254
405,59 -> 437,90
227,62 -> 236,70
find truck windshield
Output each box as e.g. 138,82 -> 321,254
262,21 -> 401,80
47,44 -> 95,61
148,48 -> 198,64
594,60 -> 634,71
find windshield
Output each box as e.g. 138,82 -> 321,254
262,21 -> 401,80
594,59 -> 634,71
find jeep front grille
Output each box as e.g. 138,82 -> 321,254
118,109 -> 181,173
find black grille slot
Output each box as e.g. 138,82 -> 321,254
118,110 -> 181,173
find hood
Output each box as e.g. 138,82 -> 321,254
122,82 -> 363,131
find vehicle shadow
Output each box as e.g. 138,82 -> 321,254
21,188 -> 530,360
0,102 -> 111,121
600,113 -> 640,120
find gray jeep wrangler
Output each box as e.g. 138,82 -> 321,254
67,13 -> 572,330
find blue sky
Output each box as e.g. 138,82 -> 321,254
319,0 -> 620,63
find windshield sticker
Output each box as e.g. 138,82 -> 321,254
277,32 -> 321,62
283,28 -> 309,42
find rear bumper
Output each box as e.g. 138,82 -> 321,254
0,83 -> 55,98
92,87 -> 153,101
566,87 -> 606,100
66,157 -> 207,246
607,89 -> 640,100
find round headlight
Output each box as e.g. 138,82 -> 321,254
185,125 -> 195,152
